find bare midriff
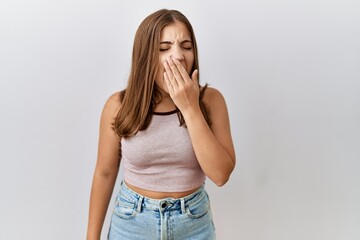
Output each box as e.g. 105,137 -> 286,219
125,181 -> 201,199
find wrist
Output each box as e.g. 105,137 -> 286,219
181,104 -> 202,121
86,230 -> 101,240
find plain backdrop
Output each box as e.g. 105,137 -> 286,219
1,0 -> 359,239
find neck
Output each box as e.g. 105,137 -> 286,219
154,86 -> 171,102
154,88 -> 176,112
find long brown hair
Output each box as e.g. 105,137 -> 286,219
112,9 -> 210,138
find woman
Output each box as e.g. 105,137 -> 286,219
87,9 -> 236,240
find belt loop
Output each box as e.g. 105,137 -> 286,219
180,198 -> 185,214
137,196 -> 143,213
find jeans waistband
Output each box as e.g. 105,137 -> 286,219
119,181 -> 206,213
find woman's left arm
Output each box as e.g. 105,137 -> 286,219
164,57 -> 236,186
184,88 -> 236,186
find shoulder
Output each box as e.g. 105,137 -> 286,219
203,86 -> 223,99
108,91 -> 122,105
101,91 -> 123,118
202,86 -> 230,127
202,87 -> 227,111
105,91 -> 122,108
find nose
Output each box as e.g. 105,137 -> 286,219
170,46 -> 184,62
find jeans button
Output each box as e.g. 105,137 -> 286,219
161,202 -> 167,208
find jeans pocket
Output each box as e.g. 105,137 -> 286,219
113,194 -> 137,220
185,194 -> 210,219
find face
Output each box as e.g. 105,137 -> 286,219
155,21 -> 195,94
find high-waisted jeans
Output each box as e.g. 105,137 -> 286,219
107,181 -> 216,240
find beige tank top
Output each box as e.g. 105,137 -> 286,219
121,110 -> 206,192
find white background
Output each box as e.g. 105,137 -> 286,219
1,0 -> 359,239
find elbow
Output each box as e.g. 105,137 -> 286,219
215,178 -> 229,187
214,173 -> 231,187
95,167 -> 119,179
213,161 -> 235,187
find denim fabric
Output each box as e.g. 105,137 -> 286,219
108,181 -> 216,240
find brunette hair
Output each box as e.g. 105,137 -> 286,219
112,9 -> 210,138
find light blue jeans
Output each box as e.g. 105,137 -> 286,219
108,181 -> 216,240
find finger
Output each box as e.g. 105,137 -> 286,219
191,69 -> 199,86
172,58 -> 191,83
164,72 -> 174,93
163,61 -> 178,88
167,57 -> 184,84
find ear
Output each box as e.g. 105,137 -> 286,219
191,69 -> 199,85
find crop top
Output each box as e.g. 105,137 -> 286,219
121,110 -> 206,192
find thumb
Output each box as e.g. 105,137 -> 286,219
191,69 -> 199,85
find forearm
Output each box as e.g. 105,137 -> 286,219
163,58 -> 235,186
87,170 -> 119,240
183,107 -> 235,186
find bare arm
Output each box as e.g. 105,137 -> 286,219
87,93 -> 121,240
183,88 -> 235,186
164,57 -> 236,186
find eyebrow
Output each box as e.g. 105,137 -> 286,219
160,40 -> 193,44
